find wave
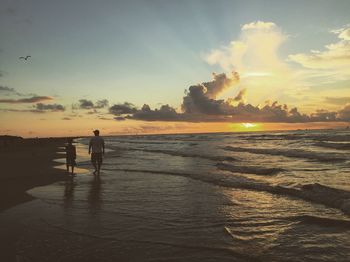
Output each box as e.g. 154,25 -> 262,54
290,215 -> 350,229
313,141 -> 350,150
235,132 -> 350,143
103,167 -> 350,215
223,146 -> 346,162
112,140 -> 183,145
312,134 -> 350,142
216,163 -> 283,176
111,147 -> 237,162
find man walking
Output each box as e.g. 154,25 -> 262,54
88,129 -> 105,175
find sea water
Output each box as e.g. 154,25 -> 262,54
3,129 -> 350,261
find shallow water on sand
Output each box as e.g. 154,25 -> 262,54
1,129 -> 350,261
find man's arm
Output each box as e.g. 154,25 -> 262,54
102,139 -> 105,154
88,140 -> 92,154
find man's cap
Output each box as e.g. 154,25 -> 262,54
93,129 -> 99,133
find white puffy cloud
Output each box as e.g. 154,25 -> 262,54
289,26 -> 350,78
203,20 -> 300,105
339,28 -> 350,40
241,21 -> 277,31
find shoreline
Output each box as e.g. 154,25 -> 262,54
0,137 -> 70,212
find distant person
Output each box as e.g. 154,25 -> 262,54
89,130 -> 105,175
65,138 -> 76,175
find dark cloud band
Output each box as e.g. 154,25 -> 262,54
0,96 -> 53,103
108,72 -> 350,123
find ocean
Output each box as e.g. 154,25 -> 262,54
2,129 -> 350,261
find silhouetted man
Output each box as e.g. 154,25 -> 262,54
88,130 -> 105,175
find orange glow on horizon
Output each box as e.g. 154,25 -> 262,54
1,111 -> 349,138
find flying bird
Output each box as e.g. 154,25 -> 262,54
19,55 -> 31,61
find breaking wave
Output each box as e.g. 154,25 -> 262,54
110,147 -> 237,162
223,146 -> 347,162
103,167 -> 350,215
313,141 -> 350,150
216,163 -> 283,176
290,215 -> 350,229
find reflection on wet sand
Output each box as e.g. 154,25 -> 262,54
88,175 -> 102,213
63,177 -> 76,209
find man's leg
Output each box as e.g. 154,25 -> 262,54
93,162 -> 97,174
91,154 -> 98,174
71,159 -> 76,175
97,154 -> 102,175
97,160 -> 101,174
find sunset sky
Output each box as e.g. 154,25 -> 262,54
1,0 -> 350,137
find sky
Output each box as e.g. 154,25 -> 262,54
0,0 -> 350,137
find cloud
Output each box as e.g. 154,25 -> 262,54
0,86 -> 15,93
62,117 -> 72,120
0,86 -> 37,97
324,97 -> 350,105
127,100 -> 342,123
109,102 -> 137,115
0,103 -> 65,113
241,21 -> 277,31
0,108 -> 36,113
204,21 -> 287,74
339,28 -> 350,41
289,26 -> 350,79
227,88 -> 247,104
0,96 -> 53,103
130,104 -> 181,121
78,99 -> 94,109
310,109 -> 337,122
203,20 -> 297,105
112,71 -> 350,123
77,99 -> 109,109
181,72 -> 240,114
95,99 -> 109,108
337,104 -> 350,121
35,103 -> 65,112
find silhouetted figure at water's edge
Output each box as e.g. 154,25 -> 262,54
88,130 -> 105,175
65,138 -> 76,175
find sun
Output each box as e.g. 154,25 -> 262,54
228,122 -> 262,132
241,123 -> 257,128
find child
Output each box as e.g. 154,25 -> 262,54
65,138 -> 76,175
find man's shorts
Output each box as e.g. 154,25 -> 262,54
91,152 -> 103,163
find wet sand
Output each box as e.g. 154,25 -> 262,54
0,139 -> 252,262
0,138 -> 68,211
0,170 -> 250,262
0,138 -> 68,261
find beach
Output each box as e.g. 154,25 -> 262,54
1,131 -> 350,261
0,138 -> 68,211
0,138 -> 68,261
